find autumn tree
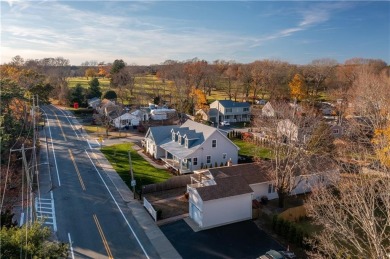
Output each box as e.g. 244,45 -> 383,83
237,64 -> 252,101
372,124 -> 390,167
190,88 -> 207,110
183,58 -> 208,89
85,68 -> 97,79
288,74 -> 306,101
303,58 -> 337,101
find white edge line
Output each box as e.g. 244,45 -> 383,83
51,105 -> 79,139
85,150 -> 150,259
46,112 -> 61,187
68,233 -> 75,259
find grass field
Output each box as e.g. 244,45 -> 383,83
67,75 -> 239,105
232,138 -> 273,160
100,143 -> 172,189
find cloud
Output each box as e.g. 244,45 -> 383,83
251,2 -> 353,47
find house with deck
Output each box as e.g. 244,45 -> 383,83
144,120 -> 239,174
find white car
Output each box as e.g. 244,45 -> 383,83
220,121 -> 230,126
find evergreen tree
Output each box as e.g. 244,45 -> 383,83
88,77 -> 102,98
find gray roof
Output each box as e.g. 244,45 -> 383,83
160,120 -> 229,159
148,125 -> 180,145
217,100 -> 250,108
208,163 -> 273,184
196,176 -> 253,201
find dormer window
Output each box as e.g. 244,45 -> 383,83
178,135 -> 182,145
172,132 -> 175,141
185,138 -> 189,148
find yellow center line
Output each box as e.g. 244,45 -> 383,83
93,214 -> 114,259
68,149 -> 86,191
54,112 -> 67,141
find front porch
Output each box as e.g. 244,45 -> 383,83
161,156 -> 192,174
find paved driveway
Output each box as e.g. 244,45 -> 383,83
160,219 -> 284,259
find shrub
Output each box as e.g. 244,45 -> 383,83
272,215 -> 278,230
260,195 -> 269,205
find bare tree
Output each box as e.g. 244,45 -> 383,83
305,174 -> 390,259
254,102 -> 333,207
303,59 -> 338,101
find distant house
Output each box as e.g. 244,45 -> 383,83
209,100 -> 251,124
96,99 -> 117,116
262,102 -> 276,117
131,109 -> 149,122
277,119 -> 313,143
144,120 -> 239,174
111,112 -> 140,129
87,97 -> 101,109
195,109 -> 209,121
261,101 -> 302,118
187,161 -> 338,229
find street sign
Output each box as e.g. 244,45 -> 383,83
131,180 -> 136,187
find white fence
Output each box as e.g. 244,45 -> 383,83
143,197 -> 157,222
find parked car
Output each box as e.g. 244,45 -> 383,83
220,120 -> 230,126
258,250 -> 296,259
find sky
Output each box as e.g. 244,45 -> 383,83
1,1 -> 389,66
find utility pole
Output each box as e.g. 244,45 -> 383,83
128,150 -> 136,199
21,144 -> 34,224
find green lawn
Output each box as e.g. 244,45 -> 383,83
232,138 -> 273,160
68,77 -> 111,90
100,143 -> 172,189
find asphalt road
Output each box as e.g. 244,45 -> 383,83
38,105 -> 159,258
160,220 -> 284,259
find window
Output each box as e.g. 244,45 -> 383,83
226,108 -> 232,113
222,153 -> 227,159
206,156 -> 211,164
178,136 -> 182,145
172,132 -> 175,141
193,157 -> 198,166
243,107 -> 249,112
185,138 -> 188,148
332,129 -> 339,134
268,184 -> 276,193
212,139 -> 217,148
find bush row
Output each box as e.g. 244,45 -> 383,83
272,215 -> 310,249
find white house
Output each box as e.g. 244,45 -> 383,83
111,113 -> 140,129
262,102 -> 276,117
209,100 -> 251,124
187,161 -> 337,229
150,108 -> 177,120
144,120 -> 239,174
87,97 -> 101,109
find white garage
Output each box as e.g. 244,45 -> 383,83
188,176 -> 253,229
